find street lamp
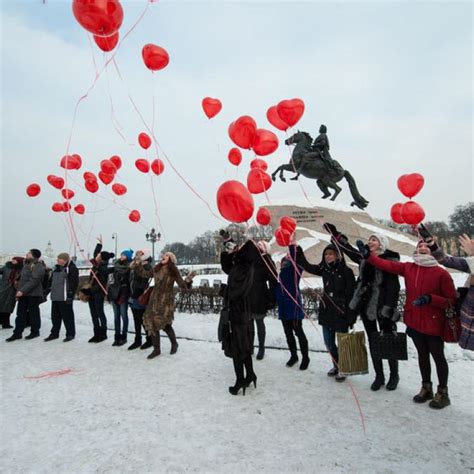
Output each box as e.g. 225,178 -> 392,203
111,233 -> 118,260
145,228 -> 161,263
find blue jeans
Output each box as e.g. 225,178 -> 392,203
322,326 -> 347,362
112,301 -> 129,335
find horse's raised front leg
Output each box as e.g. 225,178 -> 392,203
271,167 -> 279,182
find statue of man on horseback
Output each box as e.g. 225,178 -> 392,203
271,128 -> 369,210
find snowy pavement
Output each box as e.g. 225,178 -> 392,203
1,301 -> 473,473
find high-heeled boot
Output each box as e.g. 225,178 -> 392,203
147,333 -> 161,359
229,359 -> 246,395
243,355 -> 257,389
164,325 -> 179,354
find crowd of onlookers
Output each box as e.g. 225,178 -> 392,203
2,222 -> 473,408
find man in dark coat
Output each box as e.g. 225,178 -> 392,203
44,252 -> 79,342
6,249 -> 46,341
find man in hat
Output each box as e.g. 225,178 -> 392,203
6,249 -> 46,341
44,252 -> 79,342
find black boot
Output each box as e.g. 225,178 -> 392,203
429,386 -> 451,409
116,333 -> 127,347
286,354 -> 299,367
229,359 -> 246,395
25,333 -> 40,340
243,355 -> 257,389
256,345 -> 265,360
371,358 -> 385,391
6,333 -> 22,342
147,333 -> 161,359
96,327 -> 108,343
44,334 -> 59,342
299,337 -> 310,371
386,360 -> 399,391
285,328 -> 299,367
112,334 -> 120,347
164,325 -> 178,354
88,328 -> 99,343
140,336 -> 152,350
128,336 -> 142,350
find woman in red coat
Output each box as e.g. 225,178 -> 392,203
357,239 -> 457,409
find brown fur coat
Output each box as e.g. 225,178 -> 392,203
143,262 -> 191,335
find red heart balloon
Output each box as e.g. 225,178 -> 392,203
129,210 -> 141,222
93,31 -> 119,52
256,207 -> 271,226
112,183 -> 127,196
72,0 -> 123,37
228,116 -> 257,149
138,132 -> 152,150
266,105 -> 289,131
62,201 -> 72,212
228,148 -> 242,166
202,97 -> 222,119
275,227 -> 292,247
390,203 -> 405,224
216,180 -> 254,223
397,173 -> 425,199
61,188 -> 75,200
280,216 -> 297,233
83,172 -> 97,182
51,202 -> 63,212
247,168 -> 272,194
110,155 -> 122,170
85,179 -> 99,193
142,44 -> 169,71
401,201 -> 425,225
250,159 -> 268,171
100,159 -> 117,175
99,171 -> 114,185
252,128 -> 279,156
276,98 -> 305,127
151,159 -> 165,176
47,175 -> 65,190
60,154 -> 81,170
26,184 -> 41,197
135,159 -> 150,173
74,204 -> 85,215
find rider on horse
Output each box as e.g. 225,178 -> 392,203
311,124 -> 332,167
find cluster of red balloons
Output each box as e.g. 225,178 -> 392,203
390,173 -> 426,225
228,116 -> 279,156
267,98 -> 305,131
72,0 -> 123,52
274,216 -> 297,246
135,158 -> 165,176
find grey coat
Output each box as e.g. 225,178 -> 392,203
18,259 -> 46,297
0,264 -> 19,313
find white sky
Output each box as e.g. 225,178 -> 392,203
0,0 -> 472,257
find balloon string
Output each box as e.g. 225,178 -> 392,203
111,58 -> 223,221
148,173 -> 164,235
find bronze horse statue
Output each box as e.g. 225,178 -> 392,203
271,131 -> 369,210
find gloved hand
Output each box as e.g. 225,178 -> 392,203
219,229 -> 231,241
412,294 -> 432,306
356,240 -> 370,258
323,222 -> 340,237
417,223 -> 432,241
224,240 -> 237,252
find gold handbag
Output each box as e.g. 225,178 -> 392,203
337,331 -> 369,376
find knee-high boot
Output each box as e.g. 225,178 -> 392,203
256,319 -> 266,360
164,325 -> 179,354
147,332 -> 161,359
229,358 -> 246,395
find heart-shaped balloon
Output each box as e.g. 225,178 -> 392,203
85,179 -> 99,193
252,128 -> 279,156
142,44 -> 169,71
61,188 -> 75,200
99,171 -> 114,185
129,210 -> 141,222
60,154 -> 81,170
47,175 -> 65,190
275,227 -> 292,247
110,155 -> 122,170
112,183 -> 127,196
51,202 -> 63,212
228,116 -> 257,149
94,31 -> 119,52
280,216 -> 297,233
256,207 -> 271,226
26,184 -> 41,197
397,173 -> 425,199
266,105 -> 289,131
216,180 -> 254,223
74,204 -> 85,215
72,0 -> 123,37
390,203 -> 404,224
247,168 -> 272,194
276,98 -> 305,127
401,201 -> 425,225
228,148 -> 242,166
138,132 -> 152,150
250,158 -> 268,171
151,159 -> 165,175
83,172 -> 97,182
135,159 -> 150,173
100,159 -> 117,175
202,97 -> 222,119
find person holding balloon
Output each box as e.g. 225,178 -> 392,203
324,223 -> 402,392
357,238 -> 457,409
220,232 -> 260,395
418,225 -> 474,352
0,257 -> 24,329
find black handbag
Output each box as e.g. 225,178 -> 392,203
370,331 -> 408,361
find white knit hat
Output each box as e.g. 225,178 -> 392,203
137,249 -> 151,262
369,233 -> 389,252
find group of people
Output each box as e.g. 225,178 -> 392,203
1,222 -> 473,408
218,223 -> 473,409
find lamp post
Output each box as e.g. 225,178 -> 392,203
145,228 -> 161,263
111,233 -> 118,260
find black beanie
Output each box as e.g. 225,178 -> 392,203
30,248 -> 41,259
100,251 -> 114,261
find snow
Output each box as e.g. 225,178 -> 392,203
1,301 -> 473,473
351,218 -> 418,246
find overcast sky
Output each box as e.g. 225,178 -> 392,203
0,0 -> 472,257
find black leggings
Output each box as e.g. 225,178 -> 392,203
410,330 -> 448,388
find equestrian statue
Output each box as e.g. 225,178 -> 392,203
271,125 -> 369,210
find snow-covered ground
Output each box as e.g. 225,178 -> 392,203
1,301 -> 473,473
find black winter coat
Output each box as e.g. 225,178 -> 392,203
129,261 -> 153,299
107,260 -> 130,302
248,253 -> 277,315
0,262 -> 21,313
296,246 -> 356,331
89,244 -> 112,297
340,241 -> 401,322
